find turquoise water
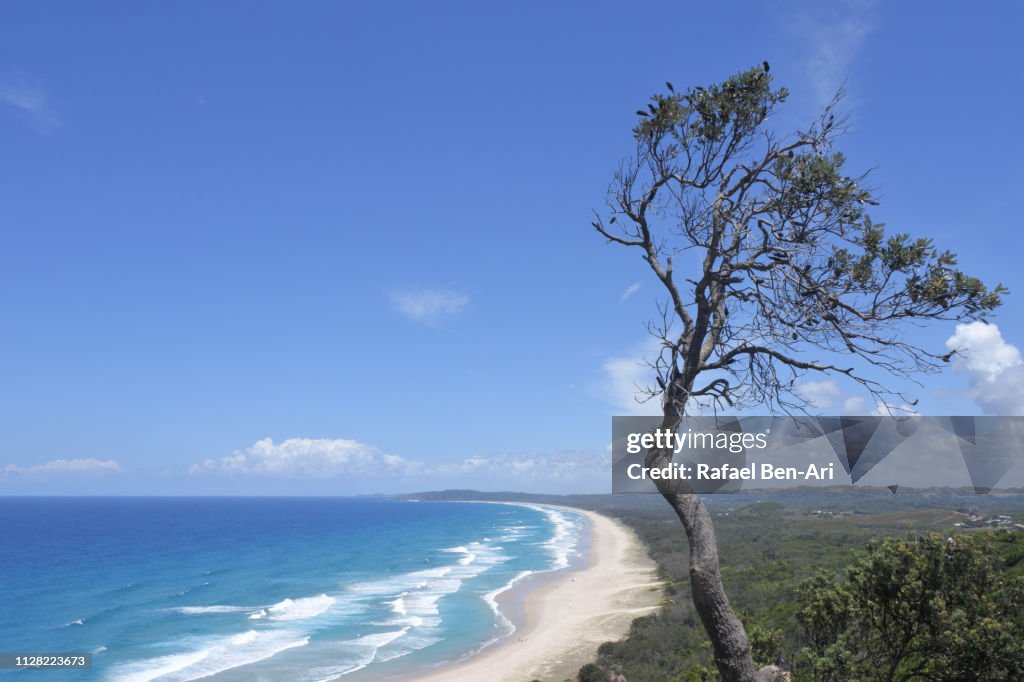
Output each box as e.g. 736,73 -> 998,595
0,498 -> 584,681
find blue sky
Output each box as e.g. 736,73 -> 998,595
2,1 -> 1023,494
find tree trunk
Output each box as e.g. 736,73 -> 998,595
665,492 -> 757,681
647,414 -> 757,681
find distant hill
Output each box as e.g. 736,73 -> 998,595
396,487 -> 1024,516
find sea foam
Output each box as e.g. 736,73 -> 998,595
265,594 -> 336,621
173,605 -> 253,615
22,499 -> 583,681
110,630 -> 309,682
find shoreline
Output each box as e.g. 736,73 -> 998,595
406,506 -> 663,682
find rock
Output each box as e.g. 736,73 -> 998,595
754,665 -> 791,682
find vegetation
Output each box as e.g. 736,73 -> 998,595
796,533 -> 1024,681
585,493 -> 1024,682
578,663 -> 609,682
405,489 -> 1024,681
591,64 -> 1005,680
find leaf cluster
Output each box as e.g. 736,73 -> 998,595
595,65 -> 1006,415
796,533 -> 1024,681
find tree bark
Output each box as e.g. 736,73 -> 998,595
647,413 -> 757,681
666,491 -> 757,682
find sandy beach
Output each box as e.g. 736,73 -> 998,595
410,507 -> 663,682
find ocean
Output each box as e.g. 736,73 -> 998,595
0,497 -> 585,681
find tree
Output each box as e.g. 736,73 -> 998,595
592,65 -> 1005,681
577,662 -> 609,682
796,533 -> 1024,681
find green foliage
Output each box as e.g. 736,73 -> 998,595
830,219 -> 1007,318
578,662 -> 608,682
417,489 -> 1024,681
599,64 -> 1007,412
743,617 -> 783,669
679,664 -> 718,681
796,533 -> 1024,681
632,66 -> 788,147
564,491 -> 1024,681
590,498 -> 880,680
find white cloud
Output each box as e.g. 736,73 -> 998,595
791,0 -> 875,106
190,437 -> 407,477
600,338 -> 734,416
946,322 -> 1024,415
797,380 -> 841,409
456,450 -> 608,478
2,458 -> 121,475
187,438 -> 608,492
601,342 -> 661,415
0,75 -> 60,132
390,288 -> 470,324
841,396 -> 867,414
946,321 -> 1021,378
839,395 -> 918,416
873,401 -> 918,417
620,282 -> 642,301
